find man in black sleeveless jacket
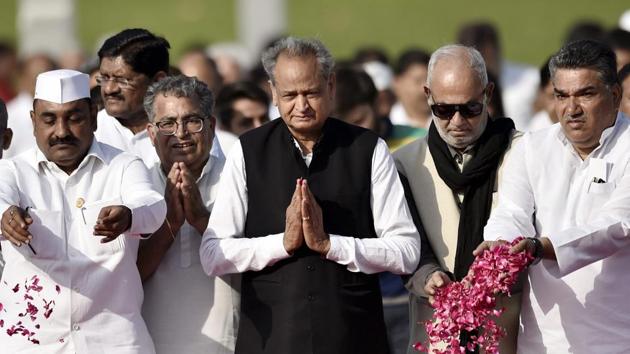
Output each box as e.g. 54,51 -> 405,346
200,37 -> 420,354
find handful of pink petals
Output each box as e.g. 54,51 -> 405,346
414,238 -> 532,354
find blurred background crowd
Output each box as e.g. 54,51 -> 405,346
1,2 -> 629,155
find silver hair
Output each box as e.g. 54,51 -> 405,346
261,37 -> 335,84
143,75 -> 214,122
426,44 -> 488,87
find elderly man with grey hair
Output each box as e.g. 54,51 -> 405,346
138,75 -> 240,354
394,44 -> 520,353
199,37 -> 420,354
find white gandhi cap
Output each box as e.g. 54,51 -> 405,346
34,69 -> 90,104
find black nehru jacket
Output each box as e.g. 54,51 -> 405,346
236,117 -> 390,354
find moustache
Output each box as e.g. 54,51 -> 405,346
104,93 -> 125,101
49,137 -> 79,146
565,117 -> 586,123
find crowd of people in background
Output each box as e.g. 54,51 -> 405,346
0,12 -> 629,354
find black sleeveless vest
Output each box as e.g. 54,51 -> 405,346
236,118 -> 390,354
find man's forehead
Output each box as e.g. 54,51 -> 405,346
100,56 -> 137,75
552,68 -> 604,89
154,95 -> 202,117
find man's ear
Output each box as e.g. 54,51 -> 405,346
328,72 -> 336,101
423,86 -> 431,99
30,108 -> 36,135
153,71 -> 168,83
611,83 -> 622,108
485,82 -> 495,105
2,128 -> 12,150
147,122 -> 157,147
270,80 -> 278,107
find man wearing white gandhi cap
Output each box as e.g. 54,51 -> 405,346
0,69 -> 166,353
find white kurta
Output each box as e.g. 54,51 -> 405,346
0,141 -> 166,354
484,112 -> 630,353
199,138 -> 420,277
142,147 -> 240,354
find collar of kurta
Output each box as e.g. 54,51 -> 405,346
32,138 -> 106,173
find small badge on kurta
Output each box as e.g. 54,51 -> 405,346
75,198 -> 85,209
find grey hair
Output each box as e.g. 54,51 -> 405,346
261,37 -> 335,84
143,75 -> 214,122
426,44 -> 488,87
0,98 -> 7,131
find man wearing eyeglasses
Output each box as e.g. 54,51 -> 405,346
136,75 -> 239,354
94,28 -> 170,168
394,44 -> 520,353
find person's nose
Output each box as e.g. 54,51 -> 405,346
449,111 -> 468,127
175,121 -> 189,138
295,95 -> 310,113
101,79 -> 121,95
53,119 -> 71,138
566,96 -> 583,117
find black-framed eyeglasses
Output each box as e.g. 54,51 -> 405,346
154,117 -> 206,136
95,75 -> 139,90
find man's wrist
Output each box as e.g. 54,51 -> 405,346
527,237 -> 544,265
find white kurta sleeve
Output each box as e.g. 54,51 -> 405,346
551,164 -> 630,276
484,135 -> 537,241
325,138 -> 421,274
120,157 -> 167,236
200,141 -> 291,276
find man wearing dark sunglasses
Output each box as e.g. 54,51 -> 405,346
394,44 -> 520,354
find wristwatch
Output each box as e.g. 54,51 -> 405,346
527,237 -> 544,265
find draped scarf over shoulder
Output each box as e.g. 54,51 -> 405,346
427,117 -> 515,280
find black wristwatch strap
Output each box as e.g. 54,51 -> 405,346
527,237 -> 543,265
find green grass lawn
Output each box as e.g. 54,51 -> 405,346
0,0 -> 627,67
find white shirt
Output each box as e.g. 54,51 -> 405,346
142,147 -> 240,354
4,92 -> 35,158
200,138 -> 420,277
484,112 -> 630,353
0,141 -> 166,354
500,60 -> 540,131
95,109 -> 159,168
215,129 -> 238,156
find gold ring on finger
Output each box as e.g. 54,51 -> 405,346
302,216 -> 311,221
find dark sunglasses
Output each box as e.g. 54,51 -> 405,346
430,101 -> 485,119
